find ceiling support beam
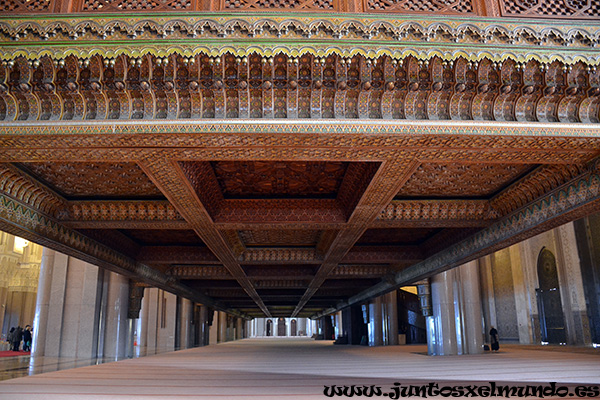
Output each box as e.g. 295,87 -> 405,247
291,157 -> 420,317
139,156 -> 272,318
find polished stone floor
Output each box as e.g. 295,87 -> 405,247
0,338 -> 598,399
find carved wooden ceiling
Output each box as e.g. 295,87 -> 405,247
1,120 -> 599,319
0,9 -> 600,320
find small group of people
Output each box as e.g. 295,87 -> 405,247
7,325 -> 32,352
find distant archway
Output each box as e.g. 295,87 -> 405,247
290,319 -> 297,336
536,248 -> 567,344
266,319 -> 273,336
278,318 -> 286,336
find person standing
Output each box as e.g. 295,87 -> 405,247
22,325 -> 32,352
490,326 -> 500,352
7,327 -> 15,351
12,326 -> 23,351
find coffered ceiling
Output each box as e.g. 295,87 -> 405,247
1,119 -> 599,319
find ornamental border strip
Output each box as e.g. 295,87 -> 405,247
1,119 -> 600,138
0,14 -> 600,64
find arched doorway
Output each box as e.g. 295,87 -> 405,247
277,318 -> 286,336
290,319 -> 297,336
266,319 -> 273,336
536,248 -> 567,344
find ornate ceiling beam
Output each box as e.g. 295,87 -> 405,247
291,158 -> 420,317
0,121 -> 598,165
138,157 -> 273,317
314,158 -> 600,318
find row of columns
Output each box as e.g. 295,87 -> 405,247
29,245 -> 485,358
32,248 -> 249,361
317,261 -> 484,355
245,317 -> 315,337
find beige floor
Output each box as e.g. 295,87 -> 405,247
0,338 -> 599,399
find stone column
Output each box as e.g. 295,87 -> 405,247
138,288 -> 151,356
430,270 -> 458,355
102,271 -> 129,360
218,311 -> 227,343
199,305 -> 209,346
236,318 -> 243,340
31,248 -> 55,357
428,263 -> 484,356
178,298 -> 193,349
458,261 -> 484,354
368,296 -> 383,346
384,291 -> 399,345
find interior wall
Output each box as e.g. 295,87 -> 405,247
479,222 -> 591,346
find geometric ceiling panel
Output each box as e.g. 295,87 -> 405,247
239,230 -> 322,247
396,163 -> 536,198
16,162 -> 164,199
119,229 -> 205,246
211,161 -> 349,199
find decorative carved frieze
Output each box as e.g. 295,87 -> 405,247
1,13 -> 599,51
490,164 -> 589,216
377,200 -> 498,226
0,164 -> 66,217
1,54 -> 598,124
67,201 -> 182,221
168,265 -> 232,279
241,248 -> 321,263
331,264 -> 389,277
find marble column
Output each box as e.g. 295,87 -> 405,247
178,298 -> 193,349
236,318 -> 243,340
138,288 -> 151,356
218,311 -> 227,343
384,291 -> 399,345
428,262 -> 484,356
199,305 -> 209,346
31,248 -> 55,357
102,270 -> 129,360
457,261 -> 484,354
431,270 -> 459,355
368,297 -> 383,346
34,253 -> 103,358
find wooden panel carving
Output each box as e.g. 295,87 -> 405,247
222,0 -> 334,10
397,163 -> 535,198
17,162 -> 164,199
0,0 -> 52,12
239,229 -> 321,246
367,0 -> 473,13
500,0 -> 600,18
211,161 -> 348,199
79,0 -> 192,12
